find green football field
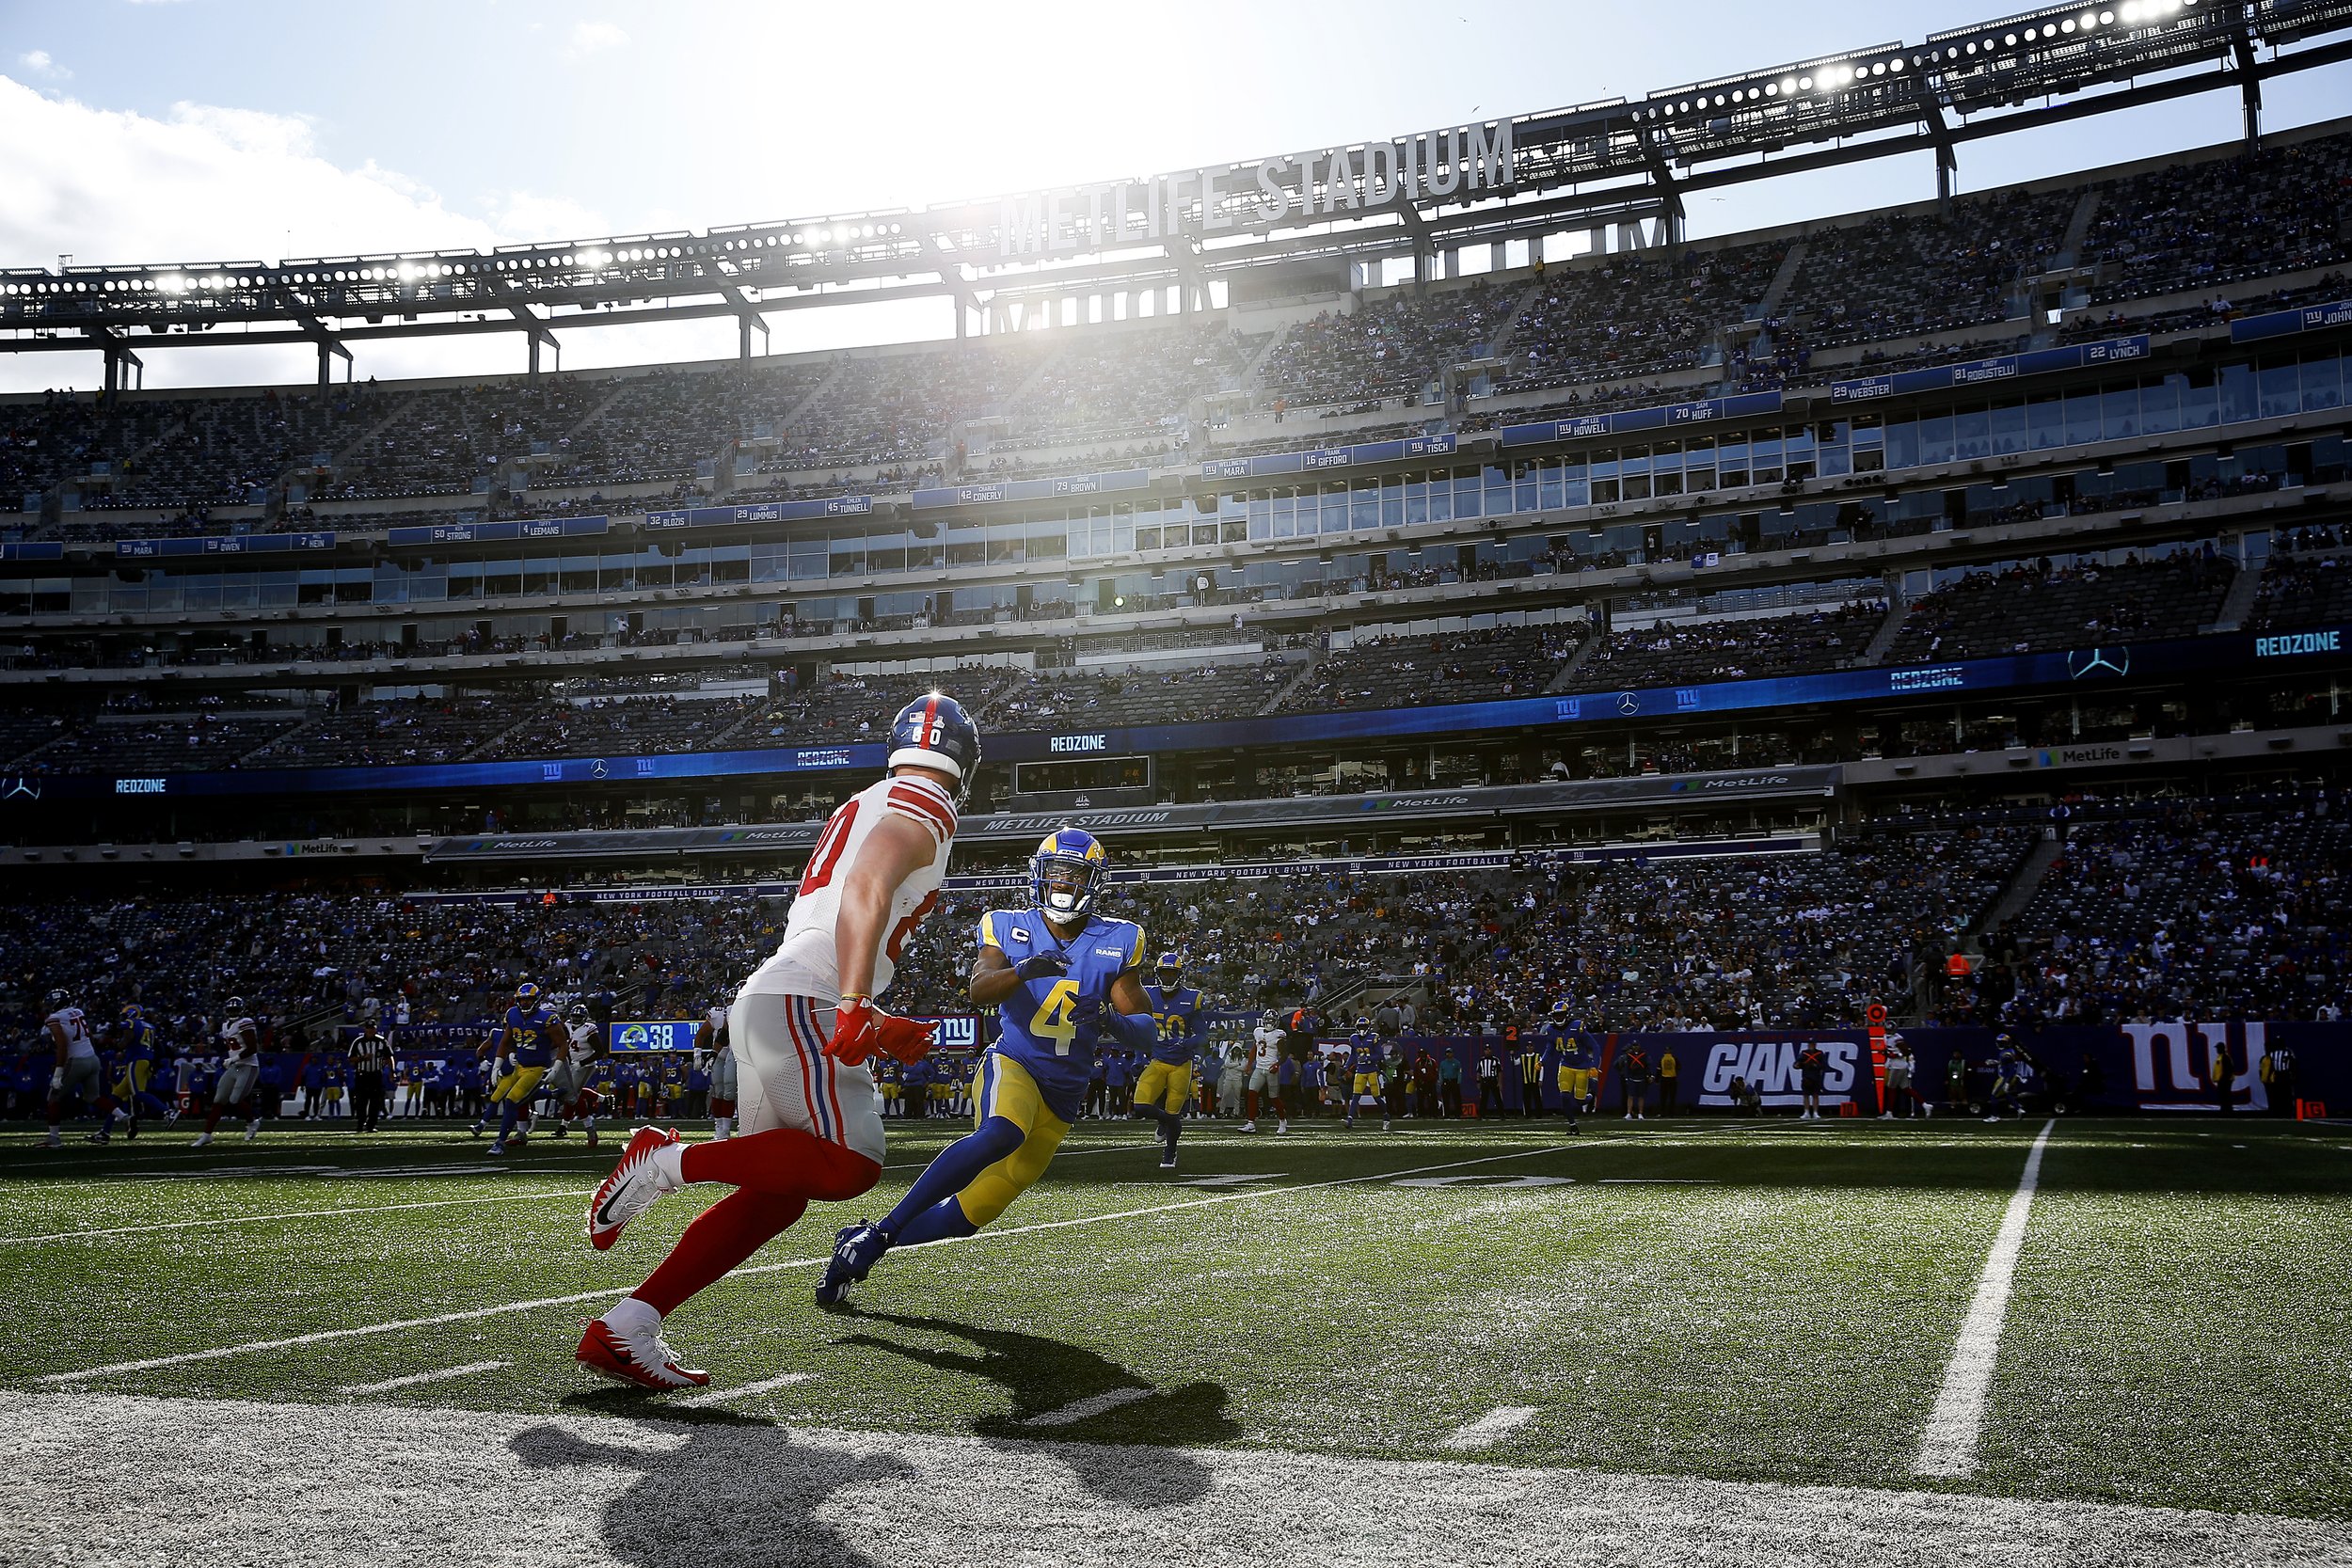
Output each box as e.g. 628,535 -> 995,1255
3,1114 -> 2348,1566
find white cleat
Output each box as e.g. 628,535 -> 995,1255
1276,1119 -> 1289,1134
245,1120 -> 260,1142
1237,1120 -> 1256,1133
43,1130 -> 62,1148
1880,1113 -> 1894,1120
191,1132 -> 213,1148
586,1126 -> 684,1251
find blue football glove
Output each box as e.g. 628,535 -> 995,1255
1012,951 -> 1070,983
1069,995 -> 1105,1046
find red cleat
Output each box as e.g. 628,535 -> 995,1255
576,1314 -> 710,1390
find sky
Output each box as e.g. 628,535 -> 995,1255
3,0 -> 2348,393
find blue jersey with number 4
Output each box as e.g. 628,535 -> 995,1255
1141,984 -> 1202,1066
980,908 -> 1144,1120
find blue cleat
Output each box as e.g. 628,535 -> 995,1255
815,1221 -> 889,1307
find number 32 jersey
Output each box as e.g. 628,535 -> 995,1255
747,772 -> 958,1004
981,908 -> 1144,1118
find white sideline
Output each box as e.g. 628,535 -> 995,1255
336,1359 -> 507,1396
1023,1386 -> 1155,1427
1914,1118 -> 2057,1478
675,1372 -> 817,1408
1442,1404 -> 1539,1450
40,1141 -> 1586,1384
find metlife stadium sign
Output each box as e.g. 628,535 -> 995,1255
995,120 -> 1515,259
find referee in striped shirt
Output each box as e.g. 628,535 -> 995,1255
347,1022 -> 391,1132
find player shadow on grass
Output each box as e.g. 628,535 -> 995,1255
836,1310 -> 1238,1507
510,1419 -> 914,1568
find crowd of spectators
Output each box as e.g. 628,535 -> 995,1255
1575,601 -> 1885,690
2078,136 -> 2352,308
1502,241 -> 1784,392
1256,280 -> 1520,409
1277,626 -> 1578,715
1974,787 -> 2351,1026
1883,548 -> 2235,665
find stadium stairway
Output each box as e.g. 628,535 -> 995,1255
1480,276 -> 1550,359
1973,832 -> 2066,951
457,703 -> 562,762
1258,654 -> 1325,715
2205,556 -> 2269,633
1542,632 -> 1603,694
1756,241 -> 1809,324
1859,594 -> 1913,667
2056,188 -> 2104,272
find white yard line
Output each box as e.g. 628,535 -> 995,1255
1022,1386 -> 1155,1427
335,1359 -> 507,1396
40,1141 -> 1586,1384
0,1188 -> 600,1246
1914,1118 -> 2057,1479
675,1372 -> 816,1408
1441,1404 -> 1540,1450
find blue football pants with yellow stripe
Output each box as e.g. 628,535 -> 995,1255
882,1053 -> 1070,1246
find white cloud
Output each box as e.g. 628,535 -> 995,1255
564,22 -> 628,59
0,78 -> 656,390
18,50 -> 72,80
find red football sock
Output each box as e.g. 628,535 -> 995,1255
631,1189 -> 807,1317
680,1127 -> 879,1204
1247,1091 -> 1261,1120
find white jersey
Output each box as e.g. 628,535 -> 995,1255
1251,1027 -> 1283,1072
703,1005 -> 729,1045
46,1006 -> 97,1061
746,772 -> 957,1003
219,1017 -> 260,1067
565,1022 -> 600,1065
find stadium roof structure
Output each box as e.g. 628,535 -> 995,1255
7,0 -> 2351,391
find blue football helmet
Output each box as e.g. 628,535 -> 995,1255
1156,951 -> 1184,986
888,692 -> 982,802
1031,827 -> 1107,922
515,981 -> 541,1006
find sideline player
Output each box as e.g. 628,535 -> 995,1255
1345,1020 -> 1383,1132
815,826 -> 1158,1303
472,982 -> 558,1155
191,999 -> 263,1148
546,1002 -> 606,1147
1136,951 -> 1202,1169
1241,1009 -> 1283,1132
105,1005 -> 168,1142
575,694 -> 976,1390
698,997 -> 739,1142
41,990 -> 104,1149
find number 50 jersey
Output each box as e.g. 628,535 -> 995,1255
980,908 -> 1145,1120
746,772 -> 959,1004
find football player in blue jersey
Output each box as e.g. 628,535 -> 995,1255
473,981 -> 559,1155
104,1005 -> 169,1142
1136,951 -> 1204,1169
818,827 -> 1156,1303
1345,1020 -> 1384,1132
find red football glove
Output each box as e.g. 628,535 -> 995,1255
870,1012 -> 939,1067
823,999 -> 937,1067
823,997 -> 880,1066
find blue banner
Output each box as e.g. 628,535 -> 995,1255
2230,298 -> 2352,344
1500,391 -> 1784,448
1827,336 -> 2150,404
642,496 -> 873,530
911,470 -> 1150,511
608,1020 -> 701,1053
0,542 -> 62,562
386,516 -> 608,546
113,531 -> 335,561
1199,433 -> 1459,481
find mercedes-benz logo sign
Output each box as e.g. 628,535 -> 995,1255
1616,692 -> 1641,716
591,758 -> 611,779
2066,646 -> 2130,680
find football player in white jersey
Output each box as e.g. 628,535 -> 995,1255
698,999 -> 741,1143
41,990 -> 103,1149
576,694 -> 977,1391
544,1003 -> 606,1148
192,1001 -> 264,1148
